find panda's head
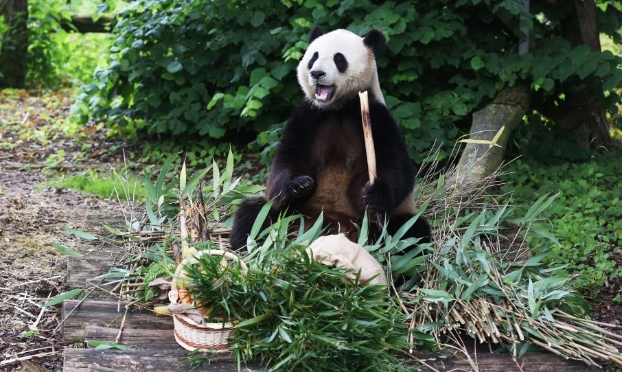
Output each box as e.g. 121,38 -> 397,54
297,27 -> 386,109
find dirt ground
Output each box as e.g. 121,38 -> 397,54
0,168 -> 124,372
0,91 -> 130,372
1,91 -> 621,371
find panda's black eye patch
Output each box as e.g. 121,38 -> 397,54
333,53 -> 348,73
307,52 -> 319,70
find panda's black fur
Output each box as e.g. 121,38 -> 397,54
230,27 -> 431,250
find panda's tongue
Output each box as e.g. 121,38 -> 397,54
315,85 -> 334,101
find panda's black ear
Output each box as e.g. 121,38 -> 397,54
308,26 -> 323,45
363,29 -> 386,55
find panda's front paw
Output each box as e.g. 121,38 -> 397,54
285,175 -> 315,201
363,179 -> 392,214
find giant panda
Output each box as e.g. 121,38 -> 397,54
230,26 -> 431,251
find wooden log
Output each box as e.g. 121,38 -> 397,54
410,351 -> 600,371
450,83 -> 530,190
67,255 -> 126,301
62,348 -> 597,372
61,300 -> 172,343
67,256 -> 116,285
61,15 -> 115,33
87,366 -> 116,372
63,349 -> 262,372
84,325 -> 178,350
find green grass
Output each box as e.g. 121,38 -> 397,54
52,169 -> 146,201
500,151 -> 622,289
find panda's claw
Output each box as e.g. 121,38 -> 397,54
285,175 -> 315,201
363,179 -> 391,214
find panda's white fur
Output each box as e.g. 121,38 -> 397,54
229,27 -> 432,253
297,29 -> 385,109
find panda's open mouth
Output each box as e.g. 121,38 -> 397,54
314,84 -> 335,102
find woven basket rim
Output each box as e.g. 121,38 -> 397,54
169,249 -> 248,305
169,249 -> 245,351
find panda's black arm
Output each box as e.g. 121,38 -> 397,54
266,104 -> 319,210
366,102 -> 416,210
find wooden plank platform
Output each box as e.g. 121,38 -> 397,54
63,349 -> 259,372
84,326 -> 178,350
60,222 -> 602,371
61,300 -> 172,343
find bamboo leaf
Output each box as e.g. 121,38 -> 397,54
528,223 -> 561,245
527,279 -> 538,317
144,175 -> 156,202
88,340 -> 134,350
91,270 -> 131,280
278,327 -> 293,343
458,212 -> 483,254
523,252 -> 548,266
155,156 -> 176,196
212,160 -> 221,198
145,199 -> 158,226
183,167 -> 211,197
64,227 -> 98,240
392,208 -> 427,240
51,243 -> 83,257
458,138 -> 493,145
419,288 -> 453,308
487,204 -> 509,227
296,213 -> 324,244
247,200 -> 274,250
357,211 -> 370,246
43,288 -> 83,307
460,274 -> 489,300
236,313 -> 270,328
489,125 -> 505,148
222,148 -> 235,192
523,193 -> 558,222
179,161 -> 187,194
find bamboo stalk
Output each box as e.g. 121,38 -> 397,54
358,91 -> 377,184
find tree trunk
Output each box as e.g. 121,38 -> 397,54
543,0 -> 613,150
0,0 -> 28,88
449,83 -> 531,190
61,15 -> 116,33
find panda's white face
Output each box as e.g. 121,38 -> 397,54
297,29 -> 385,109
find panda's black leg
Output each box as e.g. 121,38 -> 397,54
230,196 -> 276,251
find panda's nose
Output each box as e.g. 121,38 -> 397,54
310,70 -> 326,80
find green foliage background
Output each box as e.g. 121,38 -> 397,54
21,0 -> 112,87
500,151 -> 622,288
73,0 -> 622,162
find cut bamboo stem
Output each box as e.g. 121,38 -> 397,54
359,90 -> 377,184
359,90 -> 385,230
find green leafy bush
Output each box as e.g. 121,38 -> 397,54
24,0 -> 113,87
0,16 -> 8,53
74,0 -> 622,162
500,152 -> 622,288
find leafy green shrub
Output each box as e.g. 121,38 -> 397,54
26,0 -> 68,86
0,16 -> 8,53
500,152 -> 622,288
25,0 -> 113,87
74,0 -> 622,162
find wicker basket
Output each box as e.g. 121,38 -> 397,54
169,249 -> 248,351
